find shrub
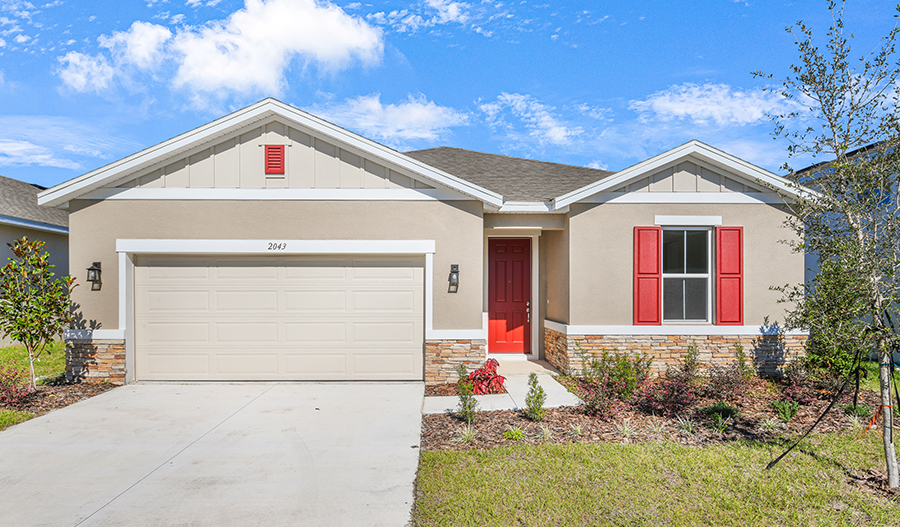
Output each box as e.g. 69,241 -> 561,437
771,400 -> 800,422
703,401 -> 740,420
577,347 -> 652,400
671,342 -> 702,385
467,358 -> 506,395
524,372 -> 547,421
455,364 -> 479,424
778,362 -> 819,405
840,403 -> 871,417
634,375 -> 695,417
0,365 -> 28,406
707,363 -> 752,402
580,386 -> 619,420
733,344 -> 754,378
503,426 -> 524,441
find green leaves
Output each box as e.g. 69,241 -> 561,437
0,237 -> 76,390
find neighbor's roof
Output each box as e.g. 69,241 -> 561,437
0,175 -> 68,230
404,147 -> 613,202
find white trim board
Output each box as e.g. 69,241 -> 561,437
655,215 -> 722,226
83,187 -> 473,201
0,214 -> 68,235
115,239 -> 436,255
543,320 -> 807,336
583,192 -> 786,205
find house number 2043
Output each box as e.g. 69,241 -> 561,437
267,242 -> 287,251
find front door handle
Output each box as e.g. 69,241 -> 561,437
526,306 -> 530,322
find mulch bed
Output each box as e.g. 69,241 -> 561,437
424,382 -> 507,397
2,382 -> 118,417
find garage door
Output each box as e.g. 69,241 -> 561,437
134,255 -> 424,381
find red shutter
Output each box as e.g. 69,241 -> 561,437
265,145 -> 285,174
716,226 -> 743,325
634,226 -> 662,325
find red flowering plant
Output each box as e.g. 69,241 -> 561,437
466,358 -> 506,395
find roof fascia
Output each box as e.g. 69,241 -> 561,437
0,214 -> 68,235
39,99 -> 503,208
554,141 -> 811,208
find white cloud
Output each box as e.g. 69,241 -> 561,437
57,51 -> 115,92
586,160 -> 608,170
576,103 -> 612,121
0,38 -> 5,46
629,83 -> 798,126
99,21 -> 172,70
368,0 -> 487,34
480,92 -> 582,146
13,33 -> 27,42
0,115 -> 141,169
427,0 -> 470,24
0,139 -> 83,169
310,93 -> 468,147
170,0 -> 383,99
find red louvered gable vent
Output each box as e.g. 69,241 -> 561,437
265,145 -> 285,174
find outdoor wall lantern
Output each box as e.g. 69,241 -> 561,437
449,264 -> 460,286
86,262 -> 101,290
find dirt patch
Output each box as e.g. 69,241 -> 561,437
2,382 -> 118,417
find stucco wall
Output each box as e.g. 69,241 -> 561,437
568,202 -> 802,326
67,199 -> 484,332
542,223 -> 570,324
0,224 -> 68,276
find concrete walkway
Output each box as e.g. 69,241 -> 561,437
422,359 -> 582,414
0,383 -> 423,527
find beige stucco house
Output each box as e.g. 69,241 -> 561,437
37,99 -> 807,385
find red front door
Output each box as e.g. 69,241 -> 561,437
488,238 -> 531,353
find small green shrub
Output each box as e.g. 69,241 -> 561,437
634,375 -> 695,417
676,415 -> 696,435
703,401 -> 740,420
672,342 -> 702,384
733,344 -> 754,378
567,423 -> 583,438
455,364 -> 479,425
840,403 -> 871,417
503,426 -> 524,441
539,424 -> 554,441
771,400 -> 800,422
452,425 -> 477,444
524,372 -> 547,422
577,346 -> 652,399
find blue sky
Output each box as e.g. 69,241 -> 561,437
0,0 -> 895,188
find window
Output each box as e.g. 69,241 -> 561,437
662,229 -> 710,322
633,226 -> 743,326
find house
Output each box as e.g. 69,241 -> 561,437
37,98 -> 807,385
0,175 -> 69,346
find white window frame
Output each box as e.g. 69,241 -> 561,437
661,227 -> 712,324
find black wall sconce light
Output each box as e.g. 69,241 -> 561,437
448,264 -> 459,293
86,262 -> 101,291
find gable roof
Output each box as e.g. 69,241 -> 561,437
38,98 -> 504,208
0,175 -> 68,232
554,140 -> 810,208
404,147 -> 613,202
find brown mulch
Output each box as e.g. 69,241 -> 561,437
424,382 -> 507,397
2,382 -> 118,417
422,380 -> 883,452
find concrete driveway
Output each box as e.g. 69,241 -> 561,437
0,383 -> 424,527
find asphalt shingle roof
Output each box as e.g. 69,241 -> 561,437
0,175 -> 68,228
404,147 -> 613,202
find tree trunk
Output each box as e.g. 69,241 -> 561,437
27,347 -> 36,392
879,344 -> 899,488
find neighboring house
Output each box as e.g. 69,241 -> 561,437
37,99 -> 807,385
0,175 -> 69,346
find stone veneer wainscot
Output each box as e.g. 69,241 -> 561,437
544,328 -> 806,377
66,339 -> 126,384
425,339 -> 488,385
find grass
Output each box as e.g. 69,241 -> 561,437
0,409 -> 33,431
414,432 -> 899,526
0,341 -> 66,382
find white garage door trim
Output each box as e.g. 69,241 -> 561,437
116,239 -> 435,383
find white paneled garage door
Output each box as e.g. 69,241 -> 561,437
134,255 -> 424,381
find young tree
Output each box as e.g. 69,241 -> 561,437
754,1 -> 900,487
0,237 -> 76,391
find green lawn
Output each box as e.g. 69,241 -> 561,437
414,432 -> 899,526
0,341 -> 66,381
0,409 -> 34,430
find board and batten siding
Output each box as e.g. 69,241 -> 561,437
615,161 -> 765,194
113,121 -> 435,191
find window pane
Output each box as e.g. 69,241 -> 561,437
685,230 -> 708,273
663,230 -> 684,274
684,278 -> 707,320
663,278 -> 684,320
